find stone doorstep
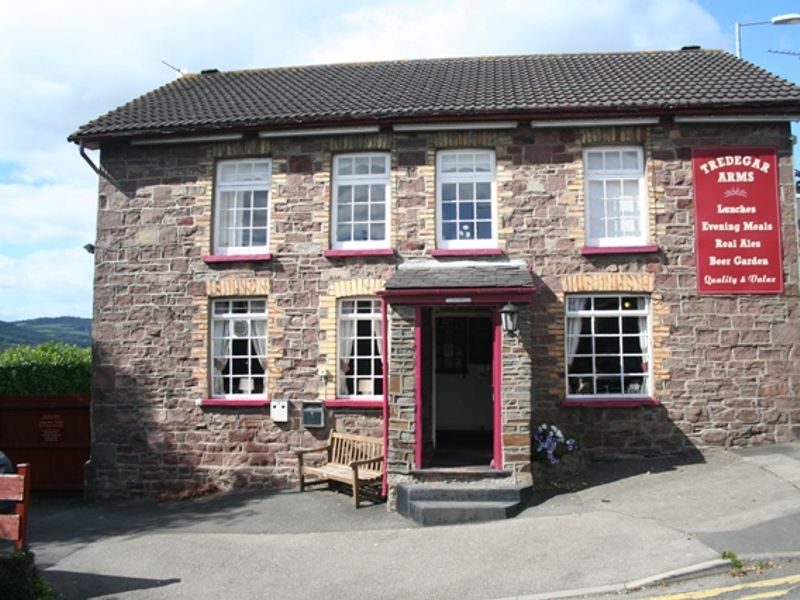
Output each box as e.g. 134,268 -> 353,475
396,481 -> 533,526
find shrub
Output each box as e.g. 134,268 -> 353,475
0,343 -> 91,396
0,551 -> 59,600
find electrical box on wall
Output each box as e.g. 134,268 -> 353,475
270,398 -> 289,423
302,402 -> 325,428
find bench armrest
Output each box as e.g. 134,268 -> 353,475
296,444 -> 331,457
349,455 -> 383,468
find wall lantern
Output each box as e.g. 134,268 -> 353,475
499,302 -> 519,335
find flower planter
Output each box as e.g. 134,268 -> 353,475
534,451 -> 588,491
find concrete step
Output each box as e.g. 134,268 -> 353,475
396,482 -> 532,526
408,500 -> 522,526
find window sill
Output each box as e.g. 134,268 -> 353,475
580,245 -> 659,256
431,248 -> 504,257
197,398 -> 270,407
562,397 -> 659,408
203,253 -> 273,264
324,399 -> 383,409
323,249 -> 395,258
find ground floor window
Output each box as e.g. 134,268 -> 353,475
337,298 -> 383,399
211,298 -> 267,397
565,294 -> 650,398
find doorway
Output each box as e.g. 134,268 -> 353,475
429,309 -> 495,467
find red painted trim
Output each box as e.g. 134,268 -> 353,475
323,248 -> 395,258
199,399 -> 270,407
324,399 -> 383,409
379,287 -> 535,305
580,245 -> 659,256
492,309 -> 503,469
381,298 -> 389,497
414,307 -> 424,470
203,253 -> 273,264
431,248 -> 504,257
562,397 -> 660,408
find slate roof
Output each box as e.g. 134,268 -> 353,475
385,266 -> 535,290
70,49 -> 800,143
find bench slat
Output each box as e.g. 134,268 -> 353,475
0,475 -> 24,501
0,515 -> 20,541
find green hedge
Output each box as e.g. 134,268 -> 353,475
0,551 -> 59,600
0,343 -> 91,396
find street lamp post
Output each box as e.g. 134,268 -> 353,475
736,13 -> 800,58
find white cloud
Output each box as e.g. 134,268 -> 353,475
0,180 -> 96,247
0,248 -> 94,320
304,0 -> 726,64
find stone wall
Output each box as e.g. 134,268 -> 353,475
88,122 -> 800,497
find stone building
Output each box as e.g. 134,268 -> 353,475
70,49 -> 800,507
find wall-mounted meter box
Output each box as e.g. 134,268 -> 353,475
270,398 -> 289,423
302,402 -> 325,428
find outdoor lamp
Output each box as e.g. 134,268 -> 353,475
499,302 -> 519,335
735,13 -> 800,58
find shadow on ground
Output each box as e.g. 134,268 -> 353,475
44,570 -> 180,600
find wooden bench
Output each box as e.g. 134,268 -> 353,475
296,432 -> 383,508
0,463 -> 31,551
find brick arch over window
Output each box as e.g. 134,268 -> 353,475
318,278 -> 386,401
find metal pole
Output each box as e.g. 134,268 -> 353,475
735,21 -> 742,58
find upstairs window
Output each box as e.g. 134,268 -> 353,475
436,150 -> 497,249
332,154 -> 390,249
214,159 -> 271,255
565,295 -> 651,400
584,148 -> 647,247
337,298 -> 383,399
211,299 -> 267,398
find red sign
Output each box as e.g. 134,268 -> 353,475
693,147 -> 783,294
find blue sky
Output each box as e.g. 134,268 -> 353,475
1,0 -> 799,321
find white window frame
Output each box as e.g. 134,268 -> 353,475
565,294 -> 652,400
436,149 -> 498,250
332,153 -> 391,250
210,298 -> 268,399
583,147 -> 647,247
213,158 -> 272,255
336,298 -> 384,400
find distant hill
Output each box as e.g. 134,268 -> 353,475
0,317 -> 91,350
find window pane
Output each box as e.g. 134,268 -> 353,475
622,151 -> 640,170
371,156 -> 387,174
458,182 -> 474,201
253,162 -> 270,181
476,202 -> 491,219
476,221 -> 492,239
370,223 -> 385,240
354,157 -> 370,175
605,180 -> 621,200
337,157 -> 353,175
252,230 -> 267,246
588,181 -> 604,201
587,152 -> 604,170
337,203 -> 351,223
474,153 -> 491,172
605,151 -> 621,170
354,185 -> 369,203
253,191 -> 269,209
370,203 -> 385,221
336,224 -> 351,242
220,163 -> 237,182
441,155 -> 458,173
458,203 -> 474,219
459,223 -> 474,239
442,222 -> 457,240
371,184 -> 386,203
475,182 -> 491,200
442,183 -> 457,202
442,202 -> 456,220
594,297 -> 619,311
338,186 -> 352,204
622,180 -> 639,200
353,204 -> 369,221
353,224 -> 369,240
